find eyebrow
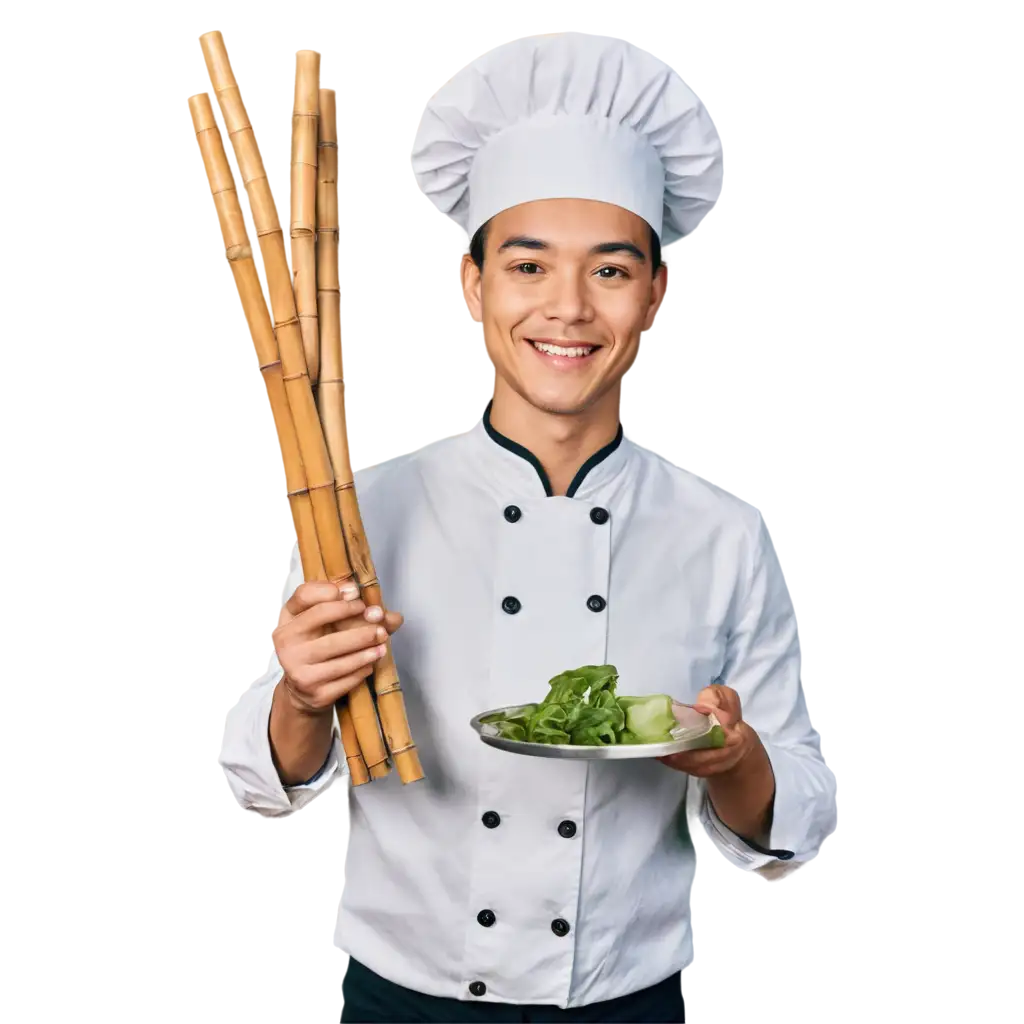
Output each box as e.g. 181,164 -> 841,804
496,236 -> 647,262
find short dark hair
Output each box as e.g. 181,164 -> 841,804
469,218 -> 662,275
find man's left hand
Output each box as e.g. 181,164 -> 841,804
656,683 -> 762,777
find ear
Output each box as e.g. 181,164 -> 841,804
641,263 -> 668,332
461,253 -> 483,323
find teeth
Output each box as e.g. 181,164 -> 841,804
532,341 -> 595,358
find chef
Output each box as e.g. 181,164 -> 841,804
219,31 -> 837,1024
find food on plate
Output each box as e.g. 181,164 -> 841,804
479,664 -> 725,747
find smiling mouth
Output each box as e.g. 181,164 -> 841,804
527,338 -> 599,359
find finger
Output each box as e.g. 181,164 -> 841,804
305,622 -> 388,663
286,663 -> 377,711
657,748 -> 744,776
695,685 -> 721,708
716,684 -> 742,720
284,577 -> 352,614
279,596 -> 368,639
660,744 -> 738,769
284,642 -> 388,697
383,609 -> 404,633
657,731 -> 745,769
710,707 -> 739,729
314,662 -> 388,704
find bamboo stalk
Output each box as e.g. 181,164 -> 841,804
338,702 -> 371,785
188,94 -> 323,584
199,31 -> 390,780
311,83 -> 372,786
317,88 -> 424,785
292,51 -> 320,400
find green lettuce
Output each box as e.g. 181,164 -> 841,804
482,664 -> 722,747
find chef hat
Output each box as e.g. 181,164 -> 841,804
410,32 -> 723,247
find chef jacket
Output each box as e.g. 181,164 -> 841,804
219,403 -> 837,1008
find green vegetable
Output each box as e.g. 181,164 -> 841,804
483,664 -> 703,747
706,724 -> 726,749
481,704 -> 540,742
619,694 -> 678,744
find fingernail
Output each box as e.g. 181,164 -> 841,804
340,585 -> 359,600
365,605 -> 383,622
377,644 -> 387,657
376,626 -> 387,640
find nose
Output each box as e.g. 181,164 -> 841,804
542,268 -> 594,325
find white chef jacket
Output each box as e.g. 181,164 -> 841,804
219,404 -> 837,1008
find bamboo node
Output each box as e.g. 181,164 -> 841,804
318,140 -> 338,149
256,225 -> 284,239
225,243 -> 252,261
387,742 -> 418,755
319,377 -> 345,386
258,358 -> 282,371
375,682 -> 402,696
282,370 -> 311,383
285,485 -> 311,497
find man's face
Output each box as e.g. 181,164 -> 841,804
461,198 -> 668,417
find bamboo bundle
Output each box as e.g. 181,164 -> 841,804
187,29 -> 419,782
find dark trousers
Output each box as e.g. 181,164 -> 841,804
341,957 -> 685,1023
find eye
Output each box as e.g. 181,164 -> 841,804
512,262 -> 541,275
596,266 -> 629,280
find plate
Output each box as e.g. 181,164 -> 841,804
469,701 -> 724,760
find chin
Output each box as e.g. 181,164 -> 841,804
518,385 -> 593,417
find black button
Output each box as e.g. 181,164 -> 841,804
502,596 -> 521,614
551,918 -> 571,937
586,595 -> 606,613
503,504 -> 522,523
477,909 -> 496,927
590,507 -> 609,524
469,981 -> 487,997
557,820 -> 577,839
482,811 -> 500,828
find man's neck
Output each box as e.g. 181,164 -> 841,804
488,380 -> 621,497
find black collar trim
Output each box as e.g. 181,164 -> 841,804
482,400 -> 624,498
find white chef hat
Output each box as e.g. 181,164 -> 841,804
410,32 -> 723,247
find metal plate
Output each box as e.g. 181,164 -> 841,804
469,701 -> 724,760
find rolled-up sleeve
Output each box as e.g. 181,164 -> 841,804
695,512 -> 837,879
218,541 -> 347,817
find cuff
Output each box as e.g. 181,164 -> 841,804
697,738 -> 832,878
698,786 -> 795,871
283,735 -> 344,792
219,674 -> 344,817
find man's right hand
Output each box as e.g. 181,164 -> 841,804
273,581 -> 405,716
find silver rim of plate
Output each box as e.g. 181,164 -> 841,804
469,702 -> 723,760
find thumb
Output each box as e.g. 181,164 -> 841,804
694,685 -> 722,711
384,609 -> 404,633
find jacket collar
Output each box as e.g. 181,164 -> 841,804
473,397 -> 630,501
